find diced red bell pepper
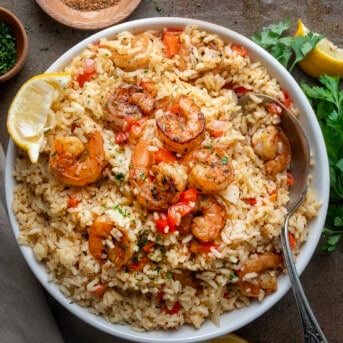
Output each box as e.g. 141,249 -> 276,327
234,86 -> 250,95
163,301 -> 181,315
210,130 -> 224,138
128,256 -> 149,272
67,196 -> 80,208
142,241 -> 155,252
90,282 -> 107,297
155,212 -> 174,233
249,197 -> 257,206
222,82 -> 234,89
163,31 -> 181,58
281,89 -> 291,108
115,132 -> 128,144
288,232 -> 297,250
231,44 -> 248,57
129,117 -> 148,137
167,202 -> 193,227
179,188 -> 197,204
268,102 -> 282,115
154,148 -> 176,164
76,59 -> 97,87
157,290 -> 164,302
155,218 -> 169,233
286,171 -> 294,186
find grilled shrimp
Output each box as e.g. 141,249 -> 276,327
182,147 -> 234,194
156,95 -> 206,154
49,130 -> 106,187
191,197 -> 226,242
111,33 -> 152,71
88,221 -> 135,267
252,125 -> 291,176
129,140 -> 188,211
106,85 -> 155,131
238,252 -> 282,298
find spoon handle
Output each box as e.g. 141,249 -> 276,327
281,215 -> 328,343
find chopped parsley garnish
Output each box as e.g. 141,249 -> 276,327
112,204 -> 129,217
220,156 -> 229,165
114,172 -> 125,182
0,22 -> 17,75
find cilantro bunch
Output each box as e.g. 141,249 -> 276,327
301,76 -> 343,251
252,18 -> 323,71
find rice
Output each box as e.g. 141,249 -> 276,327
12,25 -> 321,330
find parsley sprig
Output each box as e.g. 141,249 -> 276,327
301,75 -> 343,251
252,18 -> 323,71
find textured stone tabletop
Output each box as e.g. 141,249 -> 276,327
0,0 -> 342,342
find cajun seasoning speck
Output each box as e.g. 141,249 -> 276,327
62,0 -> 119,11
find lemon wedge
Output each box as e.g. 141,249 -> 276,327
7,72 -> 71,163
205,333 -> 249,343
294,19 -> 343,78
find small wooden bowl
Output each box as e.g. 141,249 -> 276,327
35,0 -> 142,30
0,7 -> 28,82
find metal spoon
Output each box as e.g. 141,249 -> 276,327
238,94 -> 328,343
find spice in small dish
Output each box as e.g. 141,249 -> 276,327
0,21 -> 17,76
61,0 -> 119,11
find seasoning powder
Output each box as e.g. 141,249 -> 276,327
62,0 -> 119,11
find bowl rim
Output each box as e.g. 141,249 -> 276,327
5,17 -> 330,343
35,0 -> 142,30
0,7 -> 28,82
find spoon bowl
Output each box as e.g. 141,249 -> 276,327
239,94 -> 327,343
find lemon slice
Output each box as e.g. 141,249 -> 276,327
294,19 -> 343,78
7,72 -> 71,163
206,333 -> 249,343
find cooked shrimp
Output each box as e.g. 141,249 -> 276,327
191,197 -> 226,242
129,140 -> 188,210
88,221 -> 135,267
252,125 -> 291,176
49,130 -> 106,187
111,33 -> 152,71
106,85 -> 154,130
238,252 -> 282,298
156,95 -> 206,154
182,147 -> 234,194
238,252 -> 282,277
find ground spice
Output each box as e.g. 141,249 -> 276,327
0,22 -> 17,75
62,0 -> 119,11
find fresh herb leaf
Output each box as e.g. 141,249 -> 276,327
270,43 -> 293,68
301,75 -> 343,251
252,19 -> 323,71
289,33 -> 323,71
252,18 -> 291,48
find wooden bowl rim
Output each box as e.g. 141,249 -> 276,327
0,7 -> 28,82
35,0 -> 142,30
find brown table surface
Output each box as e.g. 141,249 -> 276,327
1,1 -> 342,342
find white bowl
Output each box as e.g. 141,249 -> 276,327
5,17 -> 329,343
